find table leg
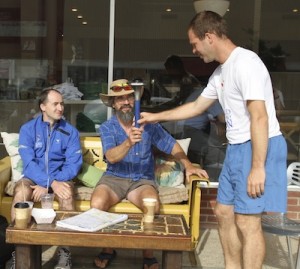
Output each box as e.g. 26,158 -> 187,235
162,251 -> 182,269
15,245 -> 41,269
188,250 -> 197,266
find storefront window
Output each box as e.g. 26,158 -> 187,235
0,0 -> 299,180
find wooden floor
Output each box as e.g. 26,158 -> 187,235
6,227 -> 299,269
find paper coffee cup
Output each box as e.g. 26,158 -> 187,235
24,201 -> 34,223
41,193 -> 54,209
14,202 -> 30,229
142,198 -> 157,223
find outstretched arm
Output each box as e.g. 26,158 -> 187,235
139,95 -> 215,124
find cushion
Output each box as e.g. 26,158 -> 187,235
77,162 -> 104,188
5,181 -> 15,196
158,186 -> 188,204
155,157 -> 184,187
0,132 -> 23,182
75,185 -> 94,201
74,185 -> 188,204
154,138 -> 191,188
176,138 -> 191,155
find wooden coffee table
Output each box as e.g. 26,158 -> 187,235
6,211 -> 192,269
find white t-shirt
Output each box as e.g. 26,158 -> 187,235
201,47 -> 281,144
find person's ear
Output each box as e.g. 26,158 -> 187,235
205,33 -> 214,44
40,103 -> 45,112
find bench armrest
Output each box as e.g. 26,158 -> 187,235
187,173 -> 210,248
0,156 -> 12,204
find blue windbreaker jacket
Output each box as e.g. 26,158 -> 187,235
18,115 -> 82,188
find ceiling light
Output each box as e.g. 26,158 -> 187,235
82,21 -> 87,25
166,8 -> 172,12
193,0 -> 230,17
77,15 -> 83,19
292,8 -> 298,13
71,8 -> 78,12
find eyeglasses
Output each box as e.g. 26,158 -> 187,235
110,84 -> 133,92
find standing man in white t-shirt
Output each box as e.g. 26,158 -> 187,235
139,11 -> 287,269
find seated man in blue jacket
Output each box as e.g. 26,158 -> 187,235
11,88 -> 82,269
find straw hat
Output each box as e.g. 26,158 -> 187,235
100,79 -> 134,107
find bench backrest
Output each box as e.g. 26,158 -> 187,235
80,136 -> 107,170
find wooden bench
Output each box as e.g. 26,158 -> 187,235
0,136 -> 209,263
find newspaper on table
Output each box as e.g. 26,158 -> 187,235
56,208 -> 128,232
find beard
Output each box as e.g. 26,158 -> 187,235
115,106 -> 134,124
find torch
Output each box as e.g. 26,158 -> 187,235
130,78 -> 144,157
130,78 -> 144,128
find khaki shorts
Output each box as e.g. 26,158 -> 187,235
97,174 -> 158,200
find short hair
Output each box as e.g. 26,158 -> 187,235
38,88 -> 62,108
188,11 -> 228,40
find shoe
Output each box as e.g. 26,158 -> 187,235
142,257 -> 159,269
54,247 -> 72,269
8,251 -> 15,269
94,250 -> 116,268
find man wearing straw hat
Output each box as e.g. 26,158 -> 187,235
91,79 -> 208,269
11,88 -> 82,269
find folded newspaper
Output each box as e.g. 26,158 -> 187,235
56,208 -> 128,232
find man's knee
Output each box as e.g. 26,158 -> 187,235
214,203 -> 234,221
91,198 -> 104,210
91,197 -> 115,211
236,214 -> 262,235
13,180 -> 32,200
91,185 -> 119,210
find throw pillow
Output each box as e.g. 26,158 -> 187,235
176,138 -> 191,155
77,162 -> 104,188
154,138 -> 191,187
0,132 -> 23,182
0,132 -> 19,156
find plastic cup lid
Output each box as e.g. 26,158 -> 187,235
14,202 -> 30,208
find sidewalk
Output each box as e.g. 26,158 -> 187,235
196,227 -> 298,269
36,227 -> 299,268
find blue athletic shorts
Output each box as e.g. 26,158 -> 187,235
217,135 -> 287,214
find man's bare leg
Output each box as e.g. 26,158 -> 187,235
142,249 -> 159,269
129,185 -> 160,269
236,214 -> 265,269
91,184 -> 120,268
11,179 -> 33,221
55,181 -> 76,269
215,203 -> 242,269
57,188 -> 75,211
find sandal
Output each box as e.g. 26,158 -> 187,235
142,257 -> 159,269
94,250 -> 117,268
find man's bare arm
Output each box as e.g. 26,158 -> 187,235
171,142 -> 209,183
246,100 -> 268,198
105,126 -> 143,164
139,95 -> 215,124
